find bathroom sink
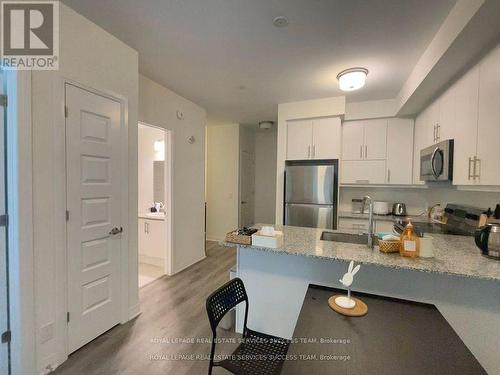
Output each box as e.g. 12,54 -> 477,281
320,232 -> 369,245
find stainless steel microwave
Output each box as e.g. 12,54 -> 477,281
420,139 -> 454,182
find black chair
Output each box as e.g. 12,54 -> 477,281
206,278 -> 290,375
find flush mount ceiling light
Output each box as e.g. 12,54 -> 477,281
337,67 -> 369,91
259,121 -> 274,130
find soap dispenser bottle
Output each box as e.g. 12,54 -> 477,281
400,220 -> 420,258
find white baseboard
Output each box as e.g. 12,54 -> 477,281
173,254 -> 206,275
138,254 -> 164,267
128,303 -> 141,321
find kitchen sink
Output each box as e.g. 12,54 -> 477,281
320,231 -> 369,245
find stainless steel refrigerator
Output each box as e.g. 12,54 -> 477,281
284,161 -> 338,229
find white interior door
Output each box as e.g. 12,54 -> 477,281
239,150 -> 255,227
0,71 -> 9,375
66,84 -> 122,353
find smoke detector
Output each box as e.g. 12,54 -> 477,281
259,121 -> 274,130
273,16 -> 289,28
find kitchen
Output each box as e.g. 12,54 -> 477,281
222,27 -> 500,375
6,1 -> 500,374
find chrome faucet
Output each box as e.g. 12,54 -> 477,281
362,195 -> 375,249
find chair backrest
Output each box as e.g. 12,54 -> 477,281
206,277 -> 248,332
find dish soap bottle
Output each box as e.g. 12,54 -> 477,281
400,220 -> 420,258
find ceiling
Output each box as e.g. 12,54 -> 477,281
62,0 -> 456,124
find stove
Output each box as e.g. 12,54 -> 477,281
394,204 -> 485,237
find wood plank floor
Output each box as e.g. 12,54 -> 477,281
54,241 -> 238,375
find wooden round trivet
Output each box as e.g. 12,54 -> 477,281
328,295 -> 368,317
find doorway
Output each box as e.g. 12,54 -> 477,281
137,122 -> 173,287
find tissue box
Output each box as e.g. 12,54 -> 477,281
251,231 -> 283,248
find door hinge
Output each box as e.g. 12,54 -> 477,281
66,210 -> 69,221
0,95 -> 7,107
1,330 -> 11,343
67,312 -> 70,323
64,105 -> 68,118
0,214 -> 8,227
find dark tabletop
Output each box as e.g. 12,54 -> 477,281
281,284 -> 486,375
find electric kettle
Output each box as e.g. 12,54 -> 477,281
475,224 -> 500,260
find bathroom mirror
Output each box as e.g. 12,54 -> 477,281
153,160 -> 164,204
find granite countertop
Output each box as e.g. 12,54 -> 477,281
225,224 -> 500,282
339,211 -> 432,223
138,212 -> 165,221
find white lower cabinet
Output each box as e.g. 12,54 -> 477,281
138,218 -> 165,265
338,218 -> 368,232
341,160 -> 386,185
338,218 -> 395,233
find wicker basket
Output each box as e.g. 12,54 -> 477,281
225,229 -> 252,245
378,239 -> 401,253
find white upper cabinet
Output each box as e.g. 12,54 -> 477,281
286,117 -> 341,160
438,88 -> 455,142
364,119 -> 387,160
342,120 -> 387,161
453,66 -> 479,186
312,117 -> 341,159
340,160 -> 387,185
476,46 -> 500,185
341,121 -> 364,160
286,119 -> 313,160
386,119 -> 414,185
341,118 -> 408,185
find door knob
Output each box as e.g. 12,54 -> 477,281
109,227 -> 123,235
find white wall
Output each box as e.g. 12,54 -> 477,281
31,4 -> 138,373
138,124 -> 164,214
206,122 -> 240,240
139,75 -> 207,273
255,129 -> 277,224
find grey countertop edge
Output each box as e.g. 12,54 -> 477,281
220,224 -> 500,283
228,243 -> 499,283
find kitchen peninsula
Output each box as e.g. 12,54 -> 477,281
227,225 -> 500,374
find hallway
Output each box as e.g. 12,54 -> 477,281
55,242 -> 237,375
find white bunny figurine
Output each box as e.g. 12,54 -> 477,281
335,261 -> 361,309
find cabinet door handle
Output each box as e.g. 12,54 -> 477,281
355,179 -> 369,184
468,157 -> 473,180
312,145 -> 316,158
307,145 -> 311,159
365,145 -> 368,159
387,169 -> 391,184
474,157 -> 481,179
433,125 -> 436,142
437,124 -> 440,141
359,145 -> 362,159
